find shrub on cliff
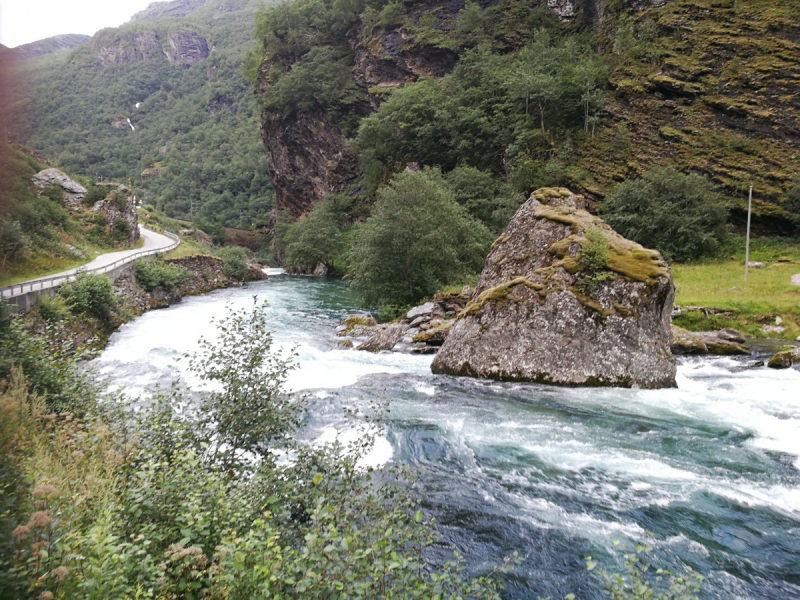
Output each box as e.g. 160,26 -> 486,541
602,167 -> 729,262
134,258 -> 189,292
348,168 -> 492,306
215,246 -> 248,281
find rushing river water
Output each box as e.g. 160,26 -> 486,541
95,274 -> 800,599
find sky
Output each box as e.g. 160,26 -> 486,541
0,0 -> 158,48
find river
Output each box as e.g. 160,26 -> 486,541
94,274 -> 800,599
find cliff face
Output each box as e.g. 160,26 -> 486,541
258,23 -> 458,217
257,0 -> 799,230
86,29 -> 209,68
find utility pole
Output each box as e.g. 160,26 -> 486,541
744,185 -> 752,281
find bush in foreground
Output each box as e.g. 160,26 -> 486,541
602,167 -> 729,262
0,302 -> 517,599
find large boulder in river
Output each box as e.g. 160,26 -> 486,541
431,188 -> 676,389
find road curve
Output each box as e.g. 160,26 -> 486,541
25,225 -> 176,284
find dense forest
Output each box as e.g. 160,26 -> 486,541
5,0 -> 276,228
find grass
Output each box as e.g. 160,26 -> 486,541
166,235 -> 212,259
672,236 -> 800,339
139,208 -> 214,259
0,238 -> 145,288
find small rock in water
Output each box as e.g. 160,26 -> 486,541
752,361 -> 765,368
337,339 -> 353,348
767,347 -> 800,369
718,328 -> 746,344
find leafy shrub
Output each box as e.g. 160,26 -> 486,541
0,221 -> 25,269
603,167 -> 729,262
87,224 -> 107,244
110,189 -> 128,212
348,168 -> 492,306
195,219 -> 228,246
82,184 -> 107,207
41,185 -> 64,204
134,259 -> 190,292
588,540 -> 702,600
56,271 -> 117,320
215,246 -> 248,281
112,217 -> 130,242
576,227 -> 611,295
0,300 -> 96,413
36,293 -> 69,323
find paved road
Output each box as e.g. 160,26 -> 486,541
24,225 -> 176,284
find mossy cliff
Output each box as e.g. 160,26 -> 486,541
579,0 -> 799,230
431,188 -> 676,389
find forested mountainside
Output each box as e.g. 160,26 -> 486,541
6,0 -> 277,228
253,0 -> 799,232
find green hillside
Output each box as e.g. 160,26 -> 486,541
8,0 -> 277,229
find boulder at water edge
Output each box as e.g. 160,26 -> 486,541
431,188 -> 677,389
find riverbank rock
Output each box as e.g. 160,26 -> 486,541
431,187 -> 676,389
670,326 -> 707,354
767,347 -> 800,369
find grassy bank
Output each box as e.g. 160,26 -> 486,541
0,238 -> 145,288
672,237 -> 800,339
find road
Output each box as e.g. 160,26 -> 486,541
26,225 -> 176,283
1,225 -> 178,300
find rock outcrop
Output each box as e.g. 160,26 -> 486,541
670,326 -> 749,356
431,188 -> 676,389
92,186 -> 140,247
87,29 -> 208,68
31,168 -> 87,211
767,347 -> 800,369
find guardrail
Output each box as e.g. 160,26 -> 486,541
0,230 -> 180,300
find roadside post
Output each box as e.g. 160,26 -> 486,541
744,186 -> 752,281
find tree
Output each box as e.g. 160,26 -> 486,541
283,200 -> 342,272
602,167 -> 729,262
348,168 -> 492,306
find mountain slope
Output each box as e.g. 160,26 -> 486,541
253,0 -> 799,232
2,34 -> 90,60
8,0 -> 277,228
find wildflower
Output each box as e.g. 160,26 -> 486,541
27,511 -> 52,528
11,525 -> 31,541
33,485 -> 59,498
52,566 -> 68,583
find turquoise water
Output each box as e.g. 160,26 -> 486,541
95,275 -> 800,599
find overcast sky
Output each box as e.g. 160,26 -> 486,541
0,0 -> 158,48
